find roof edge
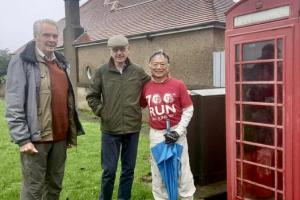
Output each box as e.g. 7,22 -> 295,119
225,0 -> 246,15
72,21 -> 225,48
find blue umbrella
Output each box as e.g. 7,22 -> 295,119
151,118 -> 183,200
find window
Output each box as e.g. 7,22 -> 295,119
213,51 -> 225,87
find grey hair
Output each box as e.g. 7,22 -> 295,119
149,49 -> 170,64
33,19 -> 58,36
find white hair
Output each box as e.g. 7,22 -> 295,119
33,19 -> 58,37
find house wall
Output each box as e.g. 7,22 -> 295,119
76,28 -> 225,109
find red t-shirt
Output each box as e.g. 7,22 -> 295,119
141,78 -> 192,130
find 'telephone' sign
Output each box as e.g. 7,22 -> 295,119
234,5 -> 290,27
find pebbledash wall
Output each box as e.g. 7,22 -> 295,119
75,28 -> 226,110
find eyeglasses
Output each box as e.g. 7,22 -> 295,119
151,62 -> 168,68
41,33 -> 58,39
111,47 -> 127,53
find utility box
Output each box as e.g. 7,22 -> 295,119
187,88 -> 226,186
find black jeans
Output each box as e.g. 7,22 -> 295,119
99,132 -> 139,200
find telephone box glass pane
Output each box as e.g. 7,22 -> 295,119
278,193 -> 283,200
278,84 -> 283,103
243,40 -> 274,61
237,180 -> 242,197
243,105 -> 274,124
278,61 -> 283,81
236,44 -> 240,62
243,144 -> 274,167
243,124 -> 274,145
277,106 -> 283,125
242,63 -> 274,81
236,104 -> 240,120
243,163 -> 275,187
236,85 -> 240,101
277,128 -> 283,147
236,64 -> 240,81
236,161 -> 241,177
277,150 -> 283,169
277,38 -> 283,59
236,123 -> 241,140
243,84 -> 274,102
236,143 -> 241,158
243,181 -> 275,199
277,171 -> 283,190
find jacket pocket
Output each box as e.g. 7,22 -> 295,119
40,69 -> 50,91
100,105 -> 109,122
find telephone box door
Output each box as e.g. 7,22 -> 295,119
226,26 -> 294,200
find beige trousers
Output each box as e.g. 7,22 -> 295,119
150,128 -> 196,200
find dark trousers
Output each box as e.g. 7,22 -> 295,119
99,132 -> 139,200
20,140 -> 67,200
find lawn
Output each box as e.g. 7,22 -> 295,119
0,98 -> 153,200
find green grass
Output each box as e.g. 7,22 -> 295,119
0,98 -> 153,200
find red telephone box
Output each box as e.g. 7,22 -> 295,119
225,0 -> 300,199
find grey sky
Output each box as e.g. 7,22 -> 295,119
0,0 -> 239,52
0,0 -> 88,52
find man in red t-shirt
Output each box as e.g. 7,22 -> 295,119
141,51 -> 196,200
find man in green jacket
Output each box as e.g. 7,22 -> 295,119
86,35 -> 150,200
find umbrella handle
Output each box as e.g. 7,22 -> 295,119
166,118 -> 171,134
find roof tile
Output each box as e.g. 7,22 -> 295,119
57,0 -> 234,46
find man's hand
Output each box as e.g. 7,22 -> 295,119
164,131 -> 180,144
20,142 -> 38,154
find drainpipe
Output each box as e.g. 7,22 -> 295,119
63,0 -> 84,99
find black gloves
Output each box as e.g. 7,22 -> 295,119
164,131 -> 180,144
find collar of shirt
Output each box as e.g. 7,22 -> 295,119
151,75 -> 171,83
36,47 -> 56,62
108,57 -> 131,74
116,64 -> 125,74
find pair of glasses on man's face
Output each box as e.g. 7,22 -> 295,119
151,62 -> 168,68
111,47 -> 127,53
